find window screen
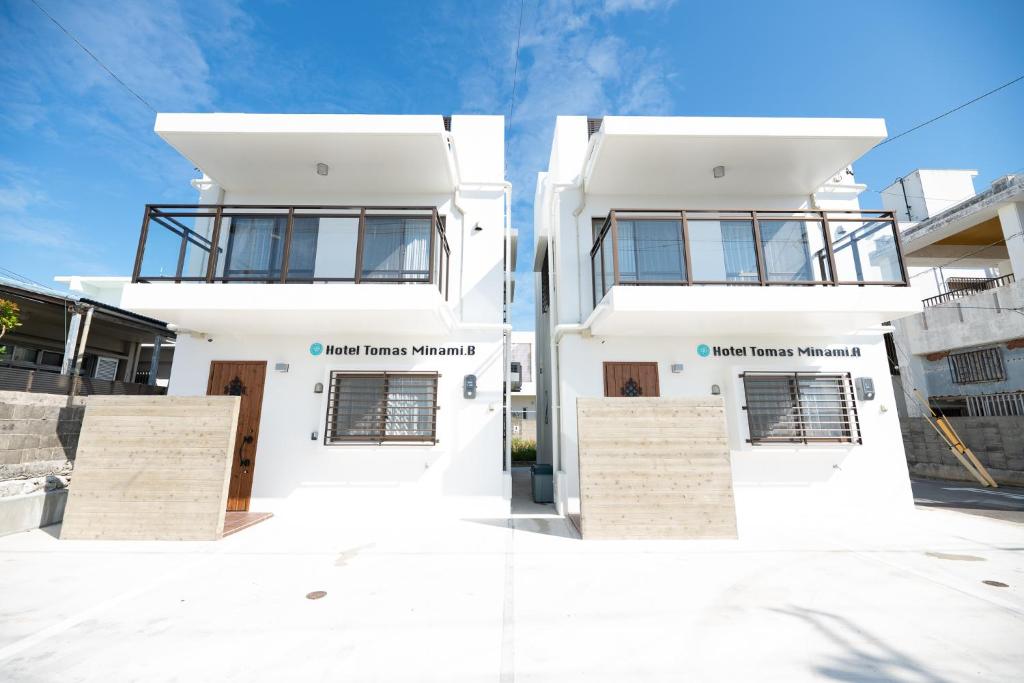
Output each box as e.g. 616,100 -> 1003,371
325,372 -> 438,444
948,347 -> 1004,384
742,372 -> 860,444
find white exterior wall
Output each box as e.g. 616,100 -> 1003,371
169,331 -> 505,515
553,334 -> 911,528
536,116 -> 916,530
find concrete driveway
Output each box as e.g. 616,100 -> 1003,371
1,483 -> 1022,682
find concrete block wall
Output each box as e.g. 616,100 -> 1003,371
0,391 -> 85,536
901,417 -> 1024,486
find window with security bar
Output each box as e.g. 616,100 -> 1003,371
742,372 -> 861,445
325,372 -> 439,444
948,347 -> 1004,384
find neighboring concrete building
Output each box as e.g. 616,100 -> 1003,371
510,330 -> 536,440
533,116 -> 922,530
69,113 -> 513,516
887,172 -> 1024,417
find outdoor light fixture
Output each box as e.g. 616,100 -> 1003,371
713,165 -> 726,179
711,384 -> 721,395
474,222 -> 483,232
316,162 -> 329,176
314,382 -> 324,394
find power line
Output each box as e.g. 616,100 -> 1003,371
504,0 -> 526,173
908,230 -> 1022,279
28,0 -> 156,114
873,74 -> 1024,149
0,265 -> 64,295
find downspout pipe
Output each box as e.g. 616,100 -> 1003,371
544,177 -> 585,506
503,180 -> 513,482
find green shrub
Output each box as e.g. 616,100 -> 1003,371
511,437 -> 537,462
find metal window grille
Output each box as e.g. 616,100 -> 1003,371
948,348 -> 1005,384
742,372 -> 861,445
966,391 -> 1024,416
883,332 -> 900,375
325,372 -> 439,445
540,253 -> 550,313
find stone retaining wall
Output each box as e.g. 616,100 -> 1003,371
900,417 -> 1024,486
0,391 -> 85,535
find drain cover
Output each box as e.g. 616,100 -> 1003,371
982,580 -> 1009,588
306,591 -> 327,600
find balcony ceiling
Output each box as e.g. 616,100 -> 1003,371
155,114 -> 455,195
583,117 -> 887,196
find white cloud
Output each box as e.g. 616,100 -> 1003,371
603,0 -> 678,14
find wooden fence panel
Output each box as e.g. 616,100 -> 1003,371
60,395 -> 239,541
577,397 -> 737,540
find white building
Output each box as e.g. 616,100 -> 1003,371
509,330 -> 537,439
886,171 -> 1024,417
533,116 -> 923,532
71,113 -> 513,516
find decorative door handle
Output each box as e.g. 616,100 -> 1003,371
238,434 -> 254,469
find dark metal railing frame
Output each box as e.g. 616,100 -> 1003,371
922,273 -> 1015,308
132,204 -> 451,300
589,209 -> 909,307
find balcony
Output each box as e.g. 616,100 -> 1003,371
584,209 -> 922,336
122,204 -> 455,335
898,275 -> 1024,356
922,274 -> 1014,307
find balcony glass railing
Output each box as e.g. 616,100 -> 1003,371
589,209 -> 907,305
131,204 -> 451,300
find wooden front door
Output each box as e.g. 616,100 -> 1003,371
207,361 -> 267,511
603,362 -> 660,398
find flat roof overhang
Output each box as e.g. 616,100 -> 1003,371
119,283 -> 455,336
155,113 -> 455,195
900,175 -> 1024,265
583,117 -> 887,196
584,286 -> 922,337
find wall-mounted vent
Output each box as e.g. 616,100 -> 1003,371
442,115 -> 452,131
94,356 -> 120,382
587,117 -> 604,139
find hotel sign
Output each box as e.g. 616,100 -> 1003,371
697,343 -> 862,358
310,343 -> 476,357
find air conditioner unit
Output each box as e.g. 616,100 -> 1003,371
510,361 -> 523,392
94,356 -> 120,382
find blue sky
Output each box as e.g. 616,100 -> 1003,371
1,0 -> 1022,331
